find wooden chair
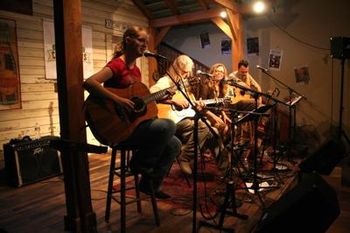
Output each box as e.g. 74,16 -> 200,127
105,144 -> 160,233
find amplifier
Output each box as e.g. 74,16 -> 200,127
4,136 -> 63,187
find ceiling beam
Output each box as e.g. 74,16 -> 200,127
212,0 -> 240,14
225,8 -> 239,41
211,17 -> 232,39
150,8 -> 223,28
195,0 -> 209,10
131,0 -> 152,19
155,26 -> 171,47
164,0 -> 179,15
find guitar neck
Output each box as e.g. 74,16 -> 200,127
202,98 -> 225,105
143,85 -> 174,104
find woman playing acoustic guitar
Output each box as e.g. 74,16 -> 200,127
83,26 -> 181,199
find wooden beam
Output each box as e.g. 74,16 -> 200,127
155,26 -> 171,47
226,9 -> 239,41
195,0 -> 209,10
131,0 -> 152,19
211,17 -> 232,39
150,8 -> 222,28
148,27 -> 157,86
53,0 -> 96,232
212,0 -> 240,14
164,0 -> 179,15
232,14 -> 244,70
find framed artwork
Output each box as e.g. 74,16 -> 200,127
268,48 -> 283,70
221,39 -> 231,55
0,18 -> 22,110
294,66 -> 310,84
200,32 -> 210,49
43,19 -> 93,80
247,37 -> 259,54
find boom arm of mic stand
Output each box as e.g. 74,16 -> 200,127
261,69 -> 307,100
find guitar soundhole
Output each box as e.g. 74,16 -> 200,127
131,97 -> 146,114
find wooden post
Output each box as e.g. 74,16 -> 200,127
148,27 -> 157,86
53,0 -> 96,232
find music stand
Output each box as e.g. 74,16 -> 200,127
257,69 -> 306,153
224,81 -> 284,208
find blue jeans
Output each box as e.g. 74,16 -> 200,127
124,118 -> 181,190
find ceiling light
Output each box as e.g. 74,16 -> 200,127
220,11 -> 227,18
253,1 -> 266,14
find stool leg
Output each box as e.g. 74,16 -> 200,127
120,149 -> 126,233
134,174 -> 142,213
149,180 -> 160,226
105,148 -> 117,223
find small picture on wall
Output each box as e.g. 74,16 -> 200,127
247,37 -> 259,54
200,32 -> 210,49
294,66 -> 310,84
0,18 -> 21,110
221,39 -> 231,55
268,48 -> 283,70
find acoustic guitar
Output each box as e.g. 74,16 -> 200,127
84,81 -> 175,146
157,92 -> 231,123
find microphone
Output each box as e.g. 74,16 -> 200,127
196,70 -> 213,77
256,65 -> 269,72
143,50 -> 167,60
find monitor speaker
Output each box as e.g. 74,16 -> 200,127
330,37 -> 350,59
299,139 -> 345,175
4,136 -> 62,187
255,173 -> 340,233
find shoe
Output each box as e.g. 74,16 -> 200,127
130,160 -> 154,176
179,161 -> 192,175
138,181 -> 171,200
154,190 -> 171,200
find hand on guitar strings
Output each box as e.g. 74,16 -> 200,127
114,95 -> 135,110
171,99 -> 190,111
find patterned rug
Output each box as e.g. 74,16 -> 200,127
113,158 -> 226,217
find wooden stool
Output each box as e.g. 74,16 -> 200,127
105,144 -> 160,233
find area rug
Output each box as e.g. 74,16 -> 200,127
113,159 -> 226,217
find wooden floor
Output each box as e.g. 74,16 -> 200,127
0,152 -> 349,233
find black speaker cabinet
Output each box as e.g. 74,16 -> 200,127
299,139 -> 345,175
255,173 -> 340,233
4,136 -> 63,187
330,37 -> 350,59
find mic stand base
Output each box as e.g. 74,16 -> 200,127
197,180 -> 248,233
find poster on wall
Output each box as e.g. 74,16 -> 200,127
247,37 -> 259,54
268,48 -> 283,70
221,39 -> 231,55
200,32 -> 210,49
43,19 -> 94,80
0,18 -> 22,110
294,66 -> 310,84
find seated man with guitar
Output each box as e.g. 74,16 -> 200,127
150,55 -> 229,175
228,59 -> 263,161
83,26 -> 181,199
228,59 -> 262,110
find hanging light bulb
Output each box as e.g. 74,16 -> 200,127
253,1 -> 266,14
220,11 -> 227,18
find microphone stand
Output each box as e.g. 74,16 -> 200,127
163,68 -> 220,233
337,57 -> 350,145
225,81 -> 283,208
258,69 -> 306,156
